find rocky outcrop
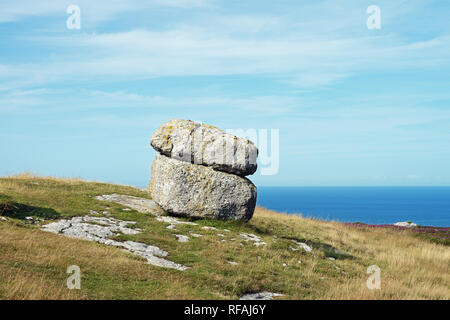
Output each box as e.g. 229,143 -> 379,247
41,215 -> 189,271
149,119 -> 258,221
149,154 -> 256,221
150,119 -> 258,176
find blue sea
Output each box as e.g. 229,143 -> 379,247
257,187 -> 450,227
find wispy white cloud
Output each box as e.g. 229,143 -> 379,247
285,73 -> 353,87
1,0 -> 449,90
2,28 -> 449,92
0,88 -> 296,116
3,88 -> 450,133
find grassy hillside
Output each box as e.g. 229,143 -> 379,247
0,174 -> 449,300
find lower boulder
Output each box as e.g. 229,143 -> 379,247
149,154 -> 257,221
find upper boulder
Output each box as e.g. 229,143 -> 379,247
150,119 -> 258,176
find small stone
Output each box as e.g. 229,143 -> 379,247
328,257 -> 336,261
291,240 -> 313,253
227,261 -> 238,265
202,226 -> 218,231
174,234 -> 189,243
240,233 -> 266,246
190,233 -> 203,238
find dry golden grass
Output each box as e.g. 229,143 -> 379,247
0,176 -> 449,300
6,172 -> 87,183
255,208 -> 450,299
0,223 -> 201,300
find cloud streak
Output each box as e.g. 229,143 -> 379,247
1,0 -> 449,91
2,29 -> 449,91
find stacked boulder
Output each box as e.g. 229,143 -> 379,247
149,119 -> 258,221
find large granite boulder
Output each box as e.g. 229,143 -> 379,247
149,154 -> 257,221
150,119 -> 257,176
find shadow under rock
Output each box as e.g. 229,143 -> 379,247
0,198 -> 60,220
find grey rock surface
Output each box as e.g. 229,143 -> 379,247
190,232 -> 203,238
174,234 -> 190,242
240,233 -> 266,246
291,240 -> 313,253
149,154 -> 257,221
95,194 -> 164,215
156,215 -> 198,226
150,119 -> 258,176
202,226 -> 218,231
240,292 -> 284,300
41,215 -> 188,271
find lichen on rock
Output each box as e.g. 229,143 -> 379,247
150,119 -> 258,176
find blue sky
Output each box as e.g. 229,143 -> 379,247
1,0 -> 449,187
